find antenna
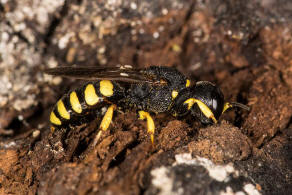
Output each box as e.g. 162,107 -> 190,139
223,102 -> 250,113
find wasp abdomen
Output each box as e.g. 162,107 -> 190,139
50,80 -> 123,126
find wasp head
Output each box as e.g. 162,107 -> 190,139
180,81 -> 250,124
187,81 -> 224,124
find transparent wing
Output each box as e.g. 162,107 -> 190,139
44,65 -> 156,83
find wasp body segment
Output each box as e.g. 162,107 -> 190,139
46,65 -> 249,143
50,80 -> 124,126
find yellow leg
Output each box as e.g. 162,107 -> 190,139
222,102 -> 232,114
93,104 -> 116,145
50,126 -> 55,133
222,102 -> 250,114
184,98 -> 217,123
138,111 -> 155,144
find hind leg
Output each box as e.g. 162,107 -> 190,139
93,104 -> 116,145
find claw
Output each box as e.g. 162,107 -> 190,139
93,130 -> 103,146
150,134 -> 154,145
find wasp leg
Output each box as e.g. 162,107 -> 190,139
222,102 -> 232,114
93,104 -> 116,145
184,98 -> 217,123
50,126 -> 56,133
138,111 -> 155,144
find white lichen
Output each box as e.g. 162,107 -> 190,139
174,153 -> 236,182
150,153 -> 261,195
151,167 -> 177,195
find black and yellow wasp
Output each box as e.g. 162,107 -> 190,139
45,65 -> 249,144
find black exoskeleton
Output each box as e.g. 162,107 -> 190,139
45,65 -> 249,144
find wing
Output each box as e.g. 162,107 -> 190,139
44,65 -> 157,83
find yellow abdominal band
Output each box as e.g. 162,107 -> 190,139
50,111 -> 61,125
70,91 -> 82,114
84,84 -> 99,106
100,80 -> 114,97
57,100 -> 70,120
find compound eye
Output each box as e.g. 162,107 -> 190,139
212,98 -> 218,110
210,96 -> 224,120
204,86 -> 224,119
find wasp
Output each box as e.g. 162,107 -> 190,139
45,65 -> 249,144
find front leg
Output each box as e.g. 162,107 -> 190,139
138,110 -> 155,144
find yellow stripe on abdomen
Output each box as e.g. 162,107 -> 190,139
70,91 -> 82,114
100,80 -> 114,97
57,99 -> 70,120
50,111 -> 62,125
84,84 -> 99,106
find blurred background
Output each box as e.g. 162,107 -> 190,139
0,0 -> 291,194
